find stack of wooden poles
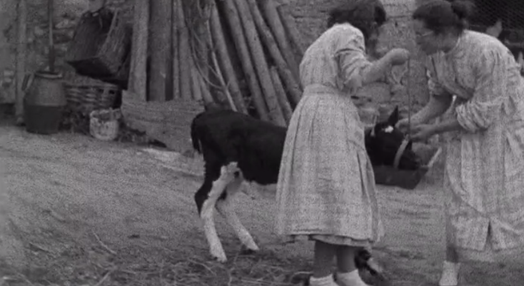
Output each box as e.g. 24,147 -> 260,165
129,0 -> 306,127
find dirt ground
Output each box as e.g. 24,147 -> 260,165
1,121 -> 524,286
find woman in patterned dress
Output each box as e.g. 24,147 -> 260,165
397,0 -> 524,285
275,1 -> 410,286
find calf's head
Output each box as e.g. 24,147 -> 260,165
365,107 -> 421,170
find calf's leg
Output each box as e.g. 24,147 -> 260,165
216,178 -> 259,253
197,162 -> 238,262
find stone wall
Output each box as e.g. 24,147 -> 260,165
287,0 -> 430,119
1,0 -> 428,119
0,0 -> 133,104
0,1 -> 17,104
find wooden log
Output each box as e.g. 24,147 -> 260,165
269,66 -> 293,124
129,0 -> 149,101
260,0 -> 299,79
215,1 -> 246,94
191,64 -> 203,103
234,0 -> 286,126
209,1 -> 247,113
172,0 -> 180,99
47,0 -> 56,74
277,4 -> 306,60
15,0 -> 27,125
121,91 -> 204,153
198,70 -> 215,106
206,13 -> 237,112
188,0 -> 215,104
148,0 -> 171,101
177,0 -> 192,100
222,0 -> 270,121
247,0 -> 302,107
186,1 -> 214,107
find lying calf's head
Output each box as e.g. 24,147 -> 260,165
365,107 -> 421,170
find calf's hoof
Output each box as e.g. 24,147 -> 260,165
210,248 -> 227,263
240,244 -> 259,255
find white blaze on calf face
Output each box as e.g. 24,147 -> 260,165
384,126 -> 394,133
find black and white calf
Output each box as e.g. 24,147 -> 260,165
365,107 -> 420,170
190,109 -> 285,262
190,107 -> 418,270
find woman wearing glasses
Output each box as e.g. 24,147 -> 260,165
397,0 -> 524,285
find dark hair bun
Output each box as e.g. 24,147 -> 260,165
448,0 -> 474,20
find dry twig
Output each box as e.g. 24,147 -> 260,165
94,269 -> 114,286
92,230 -> 117,255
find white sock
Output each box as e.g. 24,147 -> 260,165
309,274 -> 338,286
439,261 -> 461,286
335,270 -> 369,286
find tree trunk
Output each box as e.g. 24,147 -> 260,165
222,0 -> 270,121
260,0 -> 300,79
177,0 -> 192,100
129,0 -> 149,100
148,0 -> 172,101
234,0 -> 286,126
15,0 -> 27,124
191,63 -> 203,102
248,0 -> 302,107
198,70 -> 215,106
270,66 -> 293,124
277,4 -> 306,62
172,0 -> 180,99
209,1 -> 247,113
188,0 -> 218,105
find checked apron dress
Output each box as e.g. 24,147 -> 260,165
275,23 -> 384,247
426,31 -> 524,261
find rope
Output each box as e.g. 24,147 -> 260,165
392,58 -> 412,170
406,59 -> 412,140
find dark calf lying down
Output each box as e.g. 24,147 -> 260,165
190,108 -> 419,277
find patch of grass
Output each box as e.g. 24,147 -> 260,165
4,242 -> 315,286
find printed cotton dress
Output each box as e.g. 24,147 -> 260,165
275,23 -> 383,247
426,30 -> 524,261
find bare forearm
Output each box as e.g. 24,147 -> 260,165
361,55 -> 392,85
413,94 -> 453,124
431,117 -> 465,135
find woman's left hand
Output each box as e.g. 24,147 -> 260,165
409,124 -> 436,142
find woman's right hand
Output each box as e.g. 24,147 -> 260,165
387,48 -> 410,66
396,117 -> 417,133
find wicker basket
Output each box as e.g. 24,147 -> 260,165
65,7 -> 131,79
63,76 -> 120,115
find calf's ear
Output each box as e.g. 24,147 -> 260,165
387,106 -> 400,126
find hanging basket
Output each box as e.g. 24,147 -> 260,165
65,7 -> 131,79
100,48 -> 131,90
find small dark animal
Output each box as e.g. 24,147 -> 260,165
365,106 -> 421,170
190,107 -> 417,279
